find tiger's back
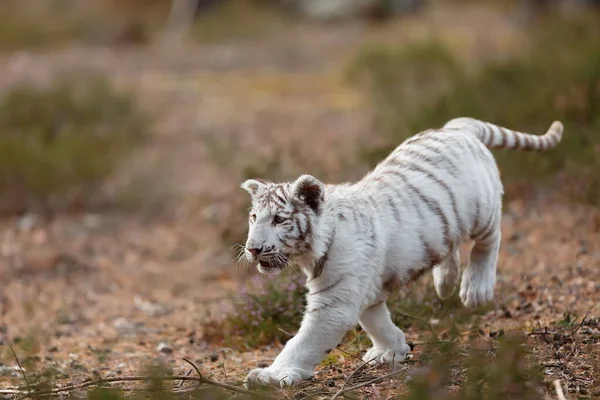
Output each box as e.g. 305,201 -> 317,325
357,128 -> 503,281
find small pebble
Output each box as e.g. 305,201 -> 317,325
18,214 -> 36,232
209,353 -> 219,362
156,341 -> 173,354
292,392 -> 307,400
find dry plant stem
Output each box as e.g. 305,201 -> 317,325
334,347 -> 363,362
330,357 -> 377,400
330,367 -> 408,399
0,389 -> 23,395
182,357 -> 203,391
396,311 -> 438,338
553,379 -> 567,400
9,345 -> 31,394
570,309 -> 590,336
278,327 -> 294,337
3,364 -> 277,400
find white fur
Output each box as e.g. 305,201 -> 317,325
239,118 -> 563,388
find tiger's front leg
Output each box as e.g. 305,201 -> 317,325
244,289 -> 361,388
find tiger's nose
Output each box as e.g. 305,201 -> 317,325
247,246 -> 263,256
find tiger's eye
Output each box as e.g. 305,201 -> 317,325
273,215 -> 285,224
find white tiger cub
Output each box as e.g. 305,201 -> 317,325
240,117 -> 563,388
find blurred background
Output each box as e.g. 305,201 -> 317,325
0,0 -> 599,395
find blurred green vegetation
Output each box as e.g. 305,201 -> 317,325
0,0 -> 165,50
202,271 -> 307,349
0,74 -> 148,215
0,14 -> 87,51
0,0 -> 290,51
347,10 -> 600,203
190,1 -> 291,43
404,331 -> 545,400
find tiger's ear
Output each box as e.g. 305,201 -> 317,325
292,174 -> 324,213
240,179 -> 267,197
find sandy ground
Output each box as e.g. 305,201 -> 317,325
0,3 -> 598,399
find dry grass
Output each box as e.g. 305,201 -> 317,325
0,73 -> 148,216
0,2 -> 598,400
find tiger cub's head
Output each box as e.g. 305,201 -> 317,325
240,174 -> 324,275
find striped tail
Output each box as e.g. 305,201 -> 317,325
443,117 -> 564,151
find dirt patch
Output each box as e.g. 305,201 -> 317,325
1,3 -> 598,399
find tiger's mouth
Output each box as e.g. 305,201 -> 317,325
259,260 -> 280,269
257,255 -> 289,274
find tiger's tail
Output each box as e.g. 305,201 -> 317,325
443,117 -> 564,151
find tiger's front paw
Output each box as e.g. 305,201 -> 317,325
243,366 -> 313,388
362,343 -> 411,365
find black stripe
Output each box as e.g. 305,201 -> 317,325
420,232 -> 440,267
423,138 -> 464,179
475,212 -> 499,243
376,175 -> 429,247
366,195 -> 380,212
385,157 -> 402,167
473,210 -> 496,241
281,237 -> 293,247
310,227 -> 335,281
386,195 -> 401,223
308,277 -> 344,296
523,135 -> 535,151
384,169 -> 451,251
350,207 -> 358,224
485,124 -> 496,146
274,194 -> 287,205
419,135 -> 463,159
305,216 -> 313,239
499,128 -> 509,148
404,160 -> 463,238
307,301 -> 334,314
464,136 -> 489,165
366,215 -> 377,250
471,198 -> 481,234
375,176 -> 410,212
296,218 -> 306,240
405,145 -> 460,180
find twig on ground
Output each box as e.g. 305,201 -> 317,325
0,389 -> 23,395
553,379 -> 567,400
330,367 -> 408,399
278,328 -> 294,337
334,347 -> 363,362
330,357 -> 378,400
177,368 -> 193,387
2,369 -> 277,399
9,345 -> 32,395
570,309 -> 590,336
182,357 -> 203,391
396,311 -> 438,338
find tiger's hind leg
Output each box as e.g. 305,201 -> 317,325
460,220 -> 501,309
433,248 -> 460,300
